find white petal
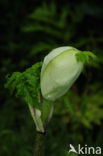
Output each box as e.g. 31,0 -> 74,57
41,46 -> 73,75
41,48 -> 83,101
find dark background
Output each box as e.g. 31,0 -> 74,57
0,0 -> 103,155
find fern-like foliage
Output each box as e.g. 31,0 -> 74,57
5,62 -> 42,109
55,83 -> 103,129
22,2 -> 73,57
75,51 -> 98,66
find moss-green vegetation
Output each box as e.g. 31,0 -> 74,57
1,0 -> 103,156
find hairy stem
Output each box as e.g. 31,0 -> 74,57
34,132 -> 46,156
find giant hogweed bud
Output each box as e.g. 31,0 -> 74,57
40,46 -> 83,101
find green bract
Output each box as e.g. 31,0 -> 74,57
40,46 -> 83,101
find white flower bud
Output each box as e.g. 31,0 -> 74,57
40,46 -> 83,101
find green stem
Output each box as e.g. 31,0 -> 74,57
28,104 -> 44,133
34,132 -> 46,156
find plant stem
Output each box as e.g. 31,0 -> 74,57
34,132 -> 46,156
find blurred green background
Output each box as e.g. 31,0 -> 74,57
0,0 -> 103,155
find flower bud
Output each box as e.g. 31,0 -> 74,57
40,46 -> 83,101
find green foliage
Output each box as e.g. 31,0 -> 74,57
22,2 -> 73,56
55,83 -> 103,129
5,62 -> 42,109
76,51 -> 98,66
67,153 -> 78,156
1,0 -> 103,156
21,2 -> 103,60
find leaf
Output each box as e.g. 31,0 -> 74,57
5,72 -> 22,95
5,62 -> 42,109
75,51 -> 98,66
